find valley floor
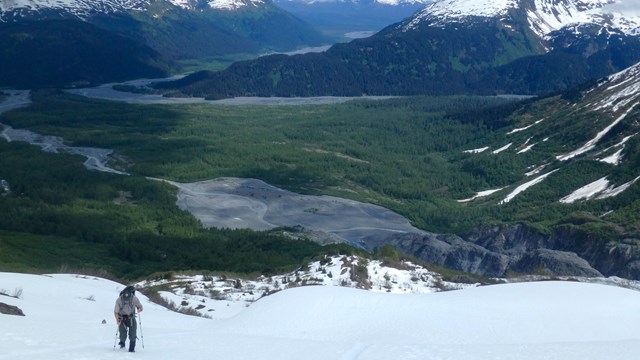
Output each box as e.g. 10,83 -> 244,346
1,90 -> 426,247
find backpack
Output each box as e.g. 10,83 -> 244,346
119,285 -> 136,304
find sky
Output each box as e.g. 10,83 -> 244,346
2,272 -> 640,360
605,0 -> 640,16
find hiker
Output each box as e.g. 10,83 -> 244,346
114,285 -> 143,352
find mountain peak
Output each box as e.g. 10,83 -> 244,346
403,0 -> 640,38
204,0 -> 266,10
419,0 -> 518,20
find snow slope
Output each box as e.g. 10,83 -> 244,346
2,272 -> 640,359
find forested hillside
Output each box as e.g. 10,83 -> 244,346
0,0 -> 329,88
159,0 -> 640,99
0,20 -> 168,88
2,69 -> 639,277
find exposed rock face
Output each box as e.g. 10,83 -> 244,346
0,302 -> 25,316
511,249 -> 603,277
382,224 -> 640,279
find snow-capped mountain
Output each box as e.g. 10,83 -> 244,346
173,0 -> 640,98
404,0 -> 640,38
0,0 -> 328,53
0,0 -> 330,86
0,0 -> 268,20
276,0 -> 430,4
0,0 -> 146,20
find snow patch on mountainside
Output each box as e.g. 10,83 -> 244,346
403,0 -> 517,29
526,0 -> 610,38
594,62 -> 640,112
598,133 -> 636,164
168,0 -> 191,9
281,0 -> 431,4
375,0 -> 431,4
457,187 -> 504,202
421,0 -> 517,19
560,175 -> 640,203
207,0 -> 265,10
459,61 -> 639,206
500,169 -> 558,204
556,106 -> 636,161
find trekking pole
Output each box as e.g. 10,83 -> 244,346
113,327 -> 119,350
137,309 -> 145,349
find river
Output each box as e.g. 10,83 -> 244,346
66,77 -> 396,106
0,90 -> 424,247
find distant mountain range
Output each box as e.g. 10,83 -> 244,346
162,0 -> 640,98
273,0 -> 429,36
0,0 -> 328,56
0,20 -> 168,87
0,0 -> 329,87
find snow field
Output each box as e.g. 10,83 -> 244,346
2,272 -> 640,360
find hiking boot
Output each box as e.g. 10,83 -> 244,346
129,341 -> 136,352
119,341 -> 125,349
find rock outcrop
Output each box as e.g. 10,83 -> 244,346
377,224 -> 640,279
0,302 -> 25,316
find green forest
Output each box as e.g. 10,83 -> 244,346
1,90 -> 638,279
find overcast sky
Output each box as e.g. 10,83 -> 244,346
604,0 -> 640,16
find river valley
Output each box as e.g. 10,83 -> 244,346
0,89 -> 424,247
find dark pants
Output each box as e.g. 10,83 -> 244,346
118,314 -> 137,344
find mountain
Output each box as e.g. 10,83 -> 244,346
0,20 -> 168,88
376,60 -> 640,279
161,0 -> 640,98
0,0 -> 329,58
153,62 -> 640,280
2,63 -> 639,280
0,0 -> 329,87
2,272 -> 640,359
273,0 -> 429,37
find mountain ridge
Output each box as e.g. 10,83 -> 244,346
0,19 -> 169,87
162,0 -> 640,98
404,0 -> 640,37
0,0 -> 330,87
158,60 -> 640,279
0,0 -> 272,20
